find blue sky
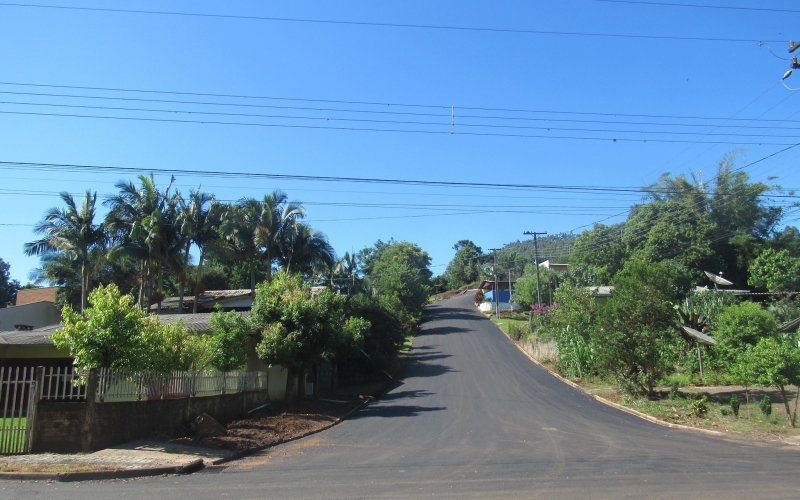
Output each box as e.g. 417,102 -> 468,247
1,0 -> 799,283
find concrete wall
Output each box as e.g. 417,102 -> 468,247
0,301 -> 62,331
519,338 -> 559,361
32,388 -> 272,453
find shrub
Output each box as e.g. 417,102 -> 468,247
720,407 -> 731,416
508,323 -> 526,341
712,302 -> 777,364
689,396 -> 709,417
730,394 -> 740,417
760,395 -> 773,416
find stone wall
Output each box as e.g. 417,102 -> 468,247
519,338 -> 559,361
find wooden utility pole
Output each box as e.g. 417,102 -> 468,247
523,231 -> 547,307
490,248 -> 501,317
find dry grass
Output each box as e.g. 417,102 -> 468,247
0,463 -> 120,473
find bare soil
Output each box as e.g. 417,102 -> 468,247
170,396 -> 374,452
0,463 -> 119,473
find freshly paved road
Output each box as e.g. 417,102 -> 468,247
6,294 -> 800,499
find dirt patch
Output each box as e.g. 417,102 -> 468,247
0,463 -> 120,473
170,397 -> 369,452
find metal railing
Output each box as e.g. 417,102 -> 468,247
96,369 -> 269,402
40,366 -> 87,401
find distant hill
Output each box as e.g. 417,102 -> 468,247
500,232 -> 575,265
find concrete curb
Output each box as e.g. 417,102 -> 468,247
488,317 -> 725,438
0,458 -> 204,482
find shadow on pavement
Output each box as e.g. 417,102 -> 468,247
418,325 -> 470,336
347,404 -> 446,419
379,390 -> 434,402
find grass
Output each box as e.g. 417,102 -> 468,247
0,417 -> 28,453
399,336 -> 414,355
578,381 -> 800,439
491,317 -> 528,335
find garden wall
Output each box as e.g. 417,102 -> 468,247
519,338 -> 558,361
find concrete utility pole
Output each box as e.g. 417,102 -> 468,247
523,231 -> 547,307
490,248 -> 501,317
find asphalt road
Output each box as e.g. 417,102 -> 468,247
6,294 -> 800,499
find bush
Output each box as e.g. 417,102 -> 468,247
508,323 -> 526,341
712,302 -> 777,364
730,394 -> 740,417
760,395 -> 773,416
720,407 -> 731,416
689,396 -> 709,417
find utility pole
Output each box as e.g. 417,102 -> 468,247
490,248 -> 501,317
523,231 -> 547,307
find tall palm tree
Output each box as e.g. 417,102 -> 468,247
105,175 -> 183,312
219,191 -> 305,295
277,221 -> 336,277
24,191 -> 107,312
176,189 -> 220,314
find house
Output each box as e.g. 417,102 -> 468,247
0,324 -> 71,370
0,286 -> 61,332
539,260 -> 569,273
157,289 -> 254,314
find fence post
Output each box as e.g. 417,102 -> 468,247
25,367 -> 44,453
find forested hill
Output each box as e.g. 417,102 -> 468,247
500,233 -> 576,265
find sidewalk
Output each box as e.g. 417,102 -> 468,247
0,439 -> 236,481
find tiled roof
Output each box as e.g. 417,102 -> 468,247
159,311 -> 250,333
158,289 -> 253,312
0,326 -> 60,346
15,287 -> 58,306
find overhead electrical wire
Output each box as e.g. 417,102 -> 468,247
0,2 -> 778,43
590,0 -> 800,14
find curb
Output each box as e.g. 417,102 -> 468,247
488,317 -> 726,438
0,458 -> 204,482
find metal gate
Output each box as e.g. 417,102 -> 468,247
0,366 -> 39,454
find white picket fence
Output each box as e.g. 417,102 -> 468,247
40,366 -> 87,401
0,366 -> 38,454
96,369 -> 269,402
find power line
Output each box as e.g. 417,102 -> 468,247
591,0 -> 800,14
6,82 -> 800,124
3,109 -> 797,145
0,2 -> 778,43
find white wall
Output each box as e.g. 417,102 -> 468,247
0,301 -> 62,332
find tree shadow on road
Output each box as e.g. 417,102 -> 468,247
378,389 -> 434,402
418,325 -> 471,336
346,404 -> 446,419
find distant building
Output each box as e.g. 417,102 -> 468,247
157,289 -> 254,314
0,286 -> 61,333
538,260 -> 568,273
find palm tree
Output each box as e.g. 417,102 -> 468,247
176,189 -> 221,314
219,191 -> 305,295
105,175 -> 183,312
335,252 -> 361,298
24,191 -> 107,312
277,221 -> 336,277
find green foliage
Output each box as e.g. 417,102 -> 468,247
759,395 -> 773,416
370,259 -> 429,321
209,308 -> 252,371
569,223 -> 627,285
730,394 -> 740,417
358,239 -> 432,282
538,284 -> 596,379
748,248 -> 800,292
676,290 -> 737,330
444,240 -> 483,289
349,293 -> 408,368
712,302 -> 777,364
720,407 -> 731,416
52,284 -> 203,372
593,259 -> 680,396
0,258 -> 20,307
689,396 -> 709,417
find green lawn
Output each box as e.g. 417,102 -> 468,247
0,417 -> 28,453
491,317 -> 528,336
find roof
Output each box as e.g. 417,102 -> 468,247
585,286 -> 614,297
159,311 -> 250,333
158,289 -> 253,313
779,317 -> 800,333
0,326 -> 60,346
14,287 -> 58,306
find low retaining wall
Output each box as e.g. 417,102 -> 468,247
519,338 -> 558,361
29,366 -> 288,454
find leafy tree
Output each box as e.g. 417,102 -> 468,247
277,221 -> 336,277
570,223 -> 627,285
24,191 -> 107,312
0,258 -> 20,307
539,284 -> 597,379
712,302 -> 777,364
444,239 -> 483,289
735,336 -> 800,427
208,308 -> 252,371
358,240 -> 432,283
748,248 -> 800,292
370,259 -> 429,322
348,293 -> 409,368
593,259 -> 680,397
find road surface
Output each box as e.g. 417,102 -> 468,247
5,294 -> 800,499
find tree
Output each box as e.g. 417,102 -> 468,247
370,259 -> 430,323
358,240 -> 432,282
748,248 -> 800,292
593,259 -> 680,397
208,308 -> 252,371
177,190 -> 218,314
0,258 -> 20,307
735,336 -> 800,427
712,302 -> 777,364
24,191 -> 107,312
570,223 -> 627,285
444,240 -> 483,289
539,284 -> 597,379
277,221 -> 336,277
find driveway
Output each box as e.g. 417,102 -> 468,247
5,294 -> 800,499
